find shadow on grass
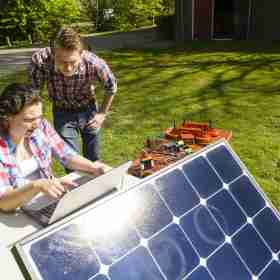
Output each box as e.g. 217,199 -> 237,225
104,48 -> 280,129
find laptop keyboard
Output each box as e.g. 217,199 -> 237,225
37,175 -> 95,219
38,202 -> 58,218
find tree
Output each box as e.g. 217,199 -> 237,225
0,0 -> 81,44
37,0 -> 81,40
79,0 -> 97,23
113,0 -> 165,31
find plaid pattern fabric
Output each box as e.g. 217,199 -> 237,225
28,47 -> 117,110
0,119 -> 77,196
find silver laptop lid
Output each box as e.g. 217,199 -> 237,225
49,161 -> 133,224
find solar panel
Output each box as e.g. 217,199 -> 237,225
15,139 -> 280,280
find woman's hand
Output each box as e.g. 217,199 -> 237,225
32,177 -> 77,198
58,177 -> 78,191
89,161 -> 106,177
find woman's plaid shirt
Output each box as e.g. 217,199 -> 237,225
28,47 -> 117,110
0,119 -> 77,196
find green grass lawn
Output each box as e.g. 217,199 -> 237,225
1,41 -> 280,209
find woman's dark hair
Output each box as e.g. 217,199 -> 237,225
0,83 -> 41,134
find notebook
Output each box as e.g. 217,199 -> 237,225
22,161 -> 133,226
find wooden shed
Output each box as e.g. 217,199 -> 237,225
175,0 -> 280,41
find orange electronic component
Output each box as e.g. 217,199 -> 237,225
128,120 -> 232,178
165,120 -> 232,146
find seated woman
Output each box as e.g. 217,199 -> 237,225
0,83 -> 105,211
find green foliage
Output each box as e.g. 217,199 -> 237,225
0,0 -> 81,44
161,0 -> 175,15
37,0 -> 81,40
79,0 -> 97,23
112,0 -> 165,31
0,0 -> 175,42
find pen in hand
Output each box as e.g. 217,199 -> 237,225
48,174 -> 68,196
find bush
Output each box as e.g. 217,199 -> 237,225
70,22 -> 97,35
0,0 -> 81,45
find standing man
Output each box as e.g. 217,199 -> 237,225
28,27 -> 117,163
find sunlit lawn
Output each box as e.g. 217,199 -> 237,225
1,41 -> 280,209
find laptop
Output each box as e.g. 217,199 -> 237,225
22,161 -> 133,226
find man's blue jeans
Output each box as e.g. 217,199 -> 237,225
53,105 -> 100,162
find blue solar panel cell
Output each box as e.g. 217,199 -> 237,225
232,224 -> 271,275
259,261 -> 280,280
182,156 -> 223,198
17,140 -> 280,280
207,243 -> 251,280
207,189 -> 247,236
207,145 -> 243,183
89,217 -> 140,265
128,183 -> 173,239
30,224 -> 100,280
109,246 -> 164,280
186,266 -> 213,280
80,193 -> 141,266
230,175 -> 266,217
180,205 -> 225,258
154,169 -> 200,217
149,224 -> 199,280
254,207 -> 280,253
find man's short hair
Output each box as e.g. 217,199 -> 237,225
53,27 -> 84,52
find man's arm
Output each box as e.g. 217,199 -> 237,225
99,93 -> 114,115
87,93 -> 114,129
87,56 -> 117,129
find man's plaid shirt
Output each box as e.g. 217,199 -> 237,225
28,47 -> 117,110
0,119 -> 77,196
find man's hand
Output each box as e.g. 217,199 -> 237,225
86,113 -> 106,130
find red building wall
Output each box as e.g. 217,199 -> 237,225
194,0 -> 213,39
